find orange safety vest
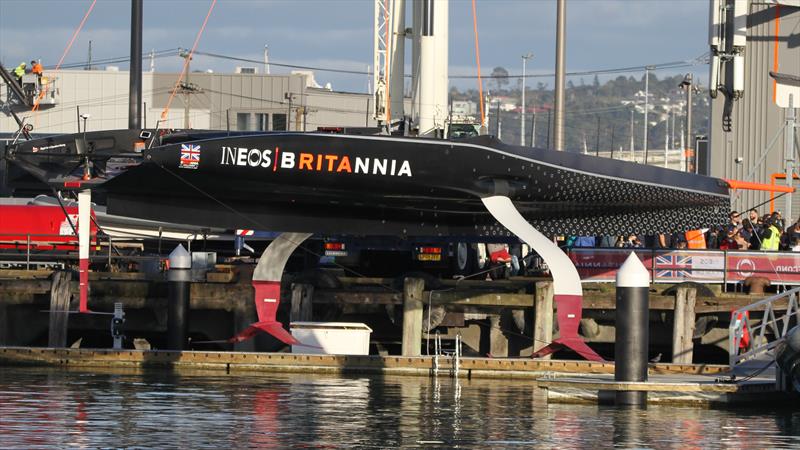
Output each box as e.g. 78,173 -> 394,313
31,63 -> 43,75
685,229 -> 706,249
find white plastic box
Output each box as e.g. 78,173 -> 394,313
290,322 -> 373,355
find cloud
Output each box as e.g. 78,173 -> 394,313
0,0 -> 712,93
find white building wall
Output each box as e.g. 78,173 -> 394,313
1,69 -> 382,135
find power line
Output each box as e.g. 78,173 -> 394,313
43,48 -> 181,70
192,50 -> 371,76
193,49 -> 709,80
35,47 -> 709,82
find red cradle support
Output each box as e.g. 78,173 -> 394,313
481,195 -> 604,362
530,294 -> 604,362
228,280 -> 301,346
78,258 -> 89,313
227,232 -> 315,346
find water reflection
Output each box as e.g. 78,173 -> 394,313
0,367 -> 798,448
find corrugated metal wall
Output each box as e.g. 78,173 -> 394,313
710,3 -> 800,219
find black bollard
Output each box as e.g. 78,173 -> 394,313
615,252 -> 650,407
167,244 -> 191,350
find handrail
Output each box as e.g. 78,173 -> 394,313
729,287 -> 800,368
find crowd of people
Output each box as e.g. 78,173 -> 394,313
567,209 -> 800,252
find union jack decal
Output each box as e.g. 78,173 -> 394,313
655,254 -> 693,279
179,144 -> 201,169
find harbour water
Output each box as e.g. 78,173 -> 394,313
1,367 -> 798,449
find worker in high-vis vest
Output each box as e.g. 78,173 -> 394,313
760,217 -> 781,251
30,60 -> 43,79
13,62 -> 26,84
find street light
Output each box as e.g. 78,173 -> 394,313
80,113 -> 91,134
643,65 -> 655,164
284,92 -> 293,131
79,113 -> 91,179
679,73 -> 695,172
520,53 -> 534,146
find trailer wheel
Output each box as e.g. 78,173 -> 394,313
453,242 -> 476,276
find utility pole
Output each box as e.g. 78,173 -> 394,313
553,0 -> 566,151
783,94 -> 796,223
297,106 -> 304,131
680,73 -> 694,172
149,49 -> 155,72
629,108 -> 635,161
530,106 -> 536,147
610,125 -> 615,159
264,45 -> 270,74
520,53 -> 533,146
179,49 -> 193,129
495,100 -> 501,139
86,40 -> 93,70
643,65 -> 654,164
582,133 -> 588,154
670,107 -> 676,151
176,49 -> 201,129
595,115 -> 601,156
367,64 -> 371,95
664,117 -> 669,168
285,92 -> 294,131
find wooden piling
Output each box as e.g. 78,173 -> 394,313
534,281 -> 554,359
48,271 -> 72,348
0,304 -> 7,346
489,315 -> 508,357
672,287 -> 697,364
401,277 -> 424,356
291,283 -> 314,322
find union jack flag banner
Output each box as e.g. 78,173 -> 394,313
179,144 -> 201,169
655,254 -> 694,279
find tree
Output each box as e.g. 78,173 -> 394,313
491,66 -> 510,92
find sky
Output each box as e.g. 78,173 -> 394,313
0,0 -> 711,93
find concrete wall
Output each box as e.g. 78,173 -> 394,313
1,69 -> 379,134
710,3 -> 800,216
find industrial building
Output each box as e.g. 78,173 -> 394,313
709,2 -> 800,217
0,68 -> 377,134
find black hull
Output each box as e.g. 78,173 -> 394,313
7,131 -> 730,238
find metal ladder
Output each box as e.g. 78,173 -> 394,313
432,332 -> 462,378
729,287 -> 800,368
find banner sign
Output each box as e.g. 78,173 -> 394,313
726,251 -> 800,284
653,250 -> 725,283
568,249 -> 800,285
569,249 -> 652,282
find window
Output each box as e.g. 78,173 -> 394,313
272,113 -> 287,131
255,113 -> 268,131
236,113 -> 250,131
